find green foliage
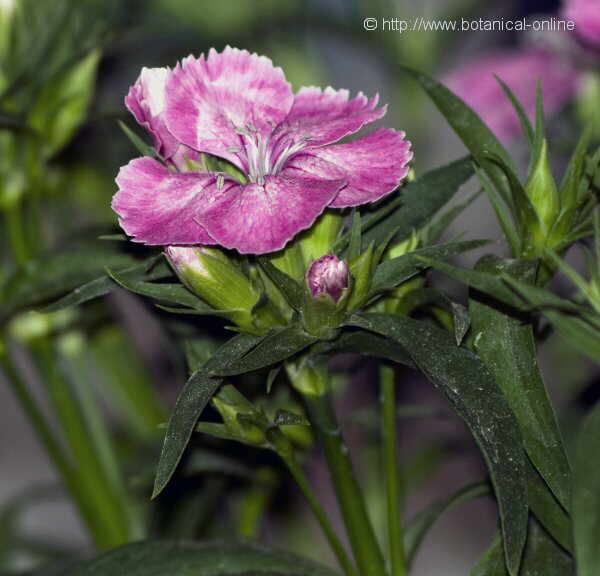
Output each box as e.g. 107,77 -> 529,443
348,313 -> 529,575
64,541 -> 340,575
573,402 -> 600,576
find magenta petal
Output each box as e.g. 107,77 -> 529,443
165,46 -> 293,169
112,157 -> 234,245
292,128 -> 412,208
197,172 -> 345,254
272,86 -> 386,151
125,67 -> 182,160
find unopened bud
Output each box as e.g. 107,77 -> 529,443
525,139 -> 559,244
165,245 -> 260,329
306,254 -> 349,303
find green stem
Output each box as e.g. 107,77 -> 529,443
381,365 -> 407,576
305,392 -> 386,576
270,430 -> 358,576
0,340 -> 70,478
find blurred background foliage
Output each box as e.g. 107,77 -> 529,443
0,0 -> 597,574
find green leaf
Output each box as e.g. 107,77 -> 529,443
403,68 -> 513,205
573,401 -> 600,576
495,76 -> 534,146
470,257 -> 571,510
404,481 -> 490,568
64,540 -> 341,575
544,310 -> 600,362
476,166 -> 521,256
44,257 -> 168,312
348,313 -> 528,576
353,156 -> 474,248
152,333 -> 263,498
472,521 -> 573,576
117,120 -> 156,158
257,257 -> 305,311
28,49 -> 100,157
0,241 -> 158,320
369,239 -> 488,297
108,269 -> 219,312
313,329 -> 414,368
273,409 -> 310,427
526,463 -> 571,553
209,324 -> 317,377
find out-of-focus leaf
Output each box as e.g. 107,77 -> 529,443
153,333 -> 263,498
185,449 -> 256,479
470,257 -> 571,510
273,409 -> 310,427
0,241 -> 159,319
404,481 -> 490,568
44,257 -> 169,312
354,156 -> 474,248
369,239 -> 488,297
404,68 -> 512,206
209,324 -> 317,377
64,540 -> 341,575
117,120 -> 156,158
28,49 -> 100,157
472,521 -> 573,575
573,401 -> 600,576
348,313 -> 528,576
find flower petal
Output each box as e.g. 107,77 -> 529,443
271,86 -> 386,152
112,157 -> 235,245
197,169 -> 345,254
165,46 -> 293,169
125,67 -> 181,159
291,128 -> 412,208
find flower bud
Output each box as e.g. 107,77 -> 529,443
165,246 -> 260,329
306,253 -> 349,303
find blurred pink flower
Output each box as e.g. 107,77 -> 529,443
444,48 -> 580,142
306,254 -> 349,303
114,47 -> 412,255
563,0 -> 600,47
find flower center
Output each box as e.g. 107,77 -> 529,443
234,124 -> 309,185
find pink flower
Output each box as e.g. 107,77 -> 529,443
306,254 -> 349,303
113,47 -> 412,255
444,48 -> 580,143
563,0 -> 600,47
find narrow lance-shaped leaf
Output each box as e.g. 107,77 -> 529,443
402,67 -> 513,207
210,324 -> 318,377
469,256 -> 571,510
404,481 -> 490,568
152,333 -> 264,498
573,401 -> 600,576
64,541 -> 341,576
348,313 -> 528,576
369,239 -> 489,297
344,156 -> 474,249
472,521 -> 573,576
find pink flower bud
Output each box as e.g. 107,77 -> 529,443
306,254 -> 348,303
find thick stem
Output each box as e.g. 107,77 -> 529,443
305,392 -> 386,576
270,429 -> 358,576
381,365 -> 407,576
